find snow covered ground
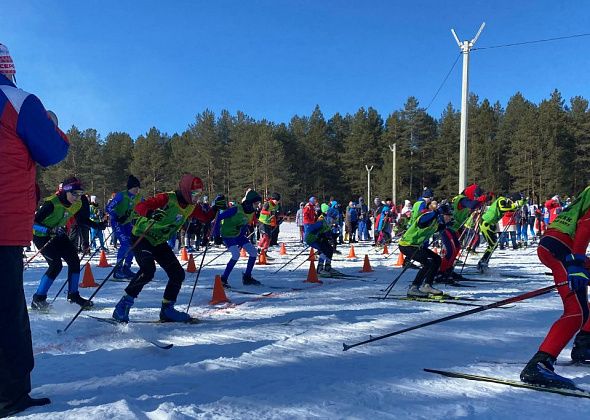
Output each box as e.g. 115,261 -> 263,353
16,222 -> 590,419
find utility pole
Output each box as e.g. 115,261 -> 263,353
365,165 -> 374,209
451,22 -> 485,193
388,144 -> 396,205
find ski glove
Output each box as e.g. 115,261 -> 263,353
50,226 -> 67,237
565,254 -> 590,292
148,208 -> 167,221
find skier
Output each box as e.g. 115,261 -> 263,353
305,212 -> 342,277
0,42 -> 68,416
357,197 -> 371,241
257,192 -> 281,257
409,187 -> 433,226
112,174 -> 216,323
105,175 -> 142,280
520,185 -> 590,390
436,184 -> 488,283
476,193 -> 522,273
345,201 -> 359,243
214,189 -> 263,287
31,177 -> 105,310
399,203 -> 453,297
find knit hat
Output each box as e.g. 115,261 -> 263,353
127,175 -> 140,190
309,196 -> 317,205
243,189 -> 262,205
179,174 -> 203,202
422,188 -> 434,199
0,44 -> 15,77
62,176 -> 83,192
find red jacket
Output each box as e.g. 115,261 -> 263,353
303,203 -> 316,225
544,199 -> 561,223
0,75 -> 69,246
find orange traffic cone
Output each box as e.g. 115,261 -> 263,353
382,244 -> 389,255
308,248 -> 316,261
279,242 -> 287,255
240,247 -> 247,258
80,264 -> 99,288
347,245 -> 357,259
180,247 -> 189,261
257,250 -> 268,265
97,250 -> 111,268
394,252 -> 405,267
209,275 -> 231,305
304,259 -> 322,284
360,254 -> 374,272
186,254 -> 197,273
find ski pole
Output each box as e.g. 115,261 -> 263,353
290,251 -> 315,272
23,236 -> 56,270
185,213 -> 220,313
58,220 -> 156,334
343,281 -> 567,351
273,245 -> 310,274
50,229 -> 114,304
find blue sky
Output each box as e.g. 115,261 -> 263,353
3,1 -> 590,138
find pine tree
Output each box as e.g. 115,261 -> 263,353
131,128 -> 171,196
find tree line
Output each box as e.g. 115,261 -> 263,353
38,89 -> 590,210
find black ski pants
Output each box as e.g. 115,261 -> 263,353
0,247 -> 34,408
33,234 -> 80,280
125,236 -> 185,302
399,245 -> 441,287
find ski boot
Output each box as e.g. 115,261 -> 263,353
121,265 -> 137,279
113,266 -> 130,280
571,331 -> 590,363
242,273 -> 262,286
317,261 -> 325,275
220,276 -> 230,288
477,260 -> 488,274
31,294 -> 50,311
112,295 -> 134,323
160,300 -> 191,322
419,283 -> 443,296
520,351 -> 577,389
407,285 -> 428,298
67,292 -> 94,309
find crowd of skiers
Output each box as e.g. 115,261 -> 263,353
2,39 -> 590,417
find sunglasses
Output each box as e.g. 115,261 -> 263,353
70,191 -> 83,198
191,190 -> 203,198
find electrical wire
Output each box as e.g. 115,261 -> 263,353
473,32 -> 590,51
425,52 -> 461,111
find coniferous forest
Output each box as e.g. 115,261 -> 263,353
39,90 -> 590,209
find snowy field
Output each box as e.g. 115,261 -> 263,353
16,222 -> 590,419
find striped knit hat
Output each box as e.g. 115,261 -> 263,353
0,44 -> 16,77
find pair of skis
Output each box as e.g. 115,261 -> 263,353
86,314 -> 201,350
425,368 -> 590,399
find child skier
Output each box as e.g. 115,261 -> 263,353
305,212 -> 342,277
105,175 -> 142,280
111,174 -> 216,323
31,177 -> 105,310
399,203 -> 453,297
214,189 -> 263,287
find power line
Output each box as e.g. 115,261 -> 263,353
425,52 -> 461,111
473,32 -> 590,51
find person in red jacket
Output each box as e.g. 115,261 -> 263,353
0,43 -> 69,417
303,196 -> 318,234
111,174 -> 218,323
545,196 -> 562,224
